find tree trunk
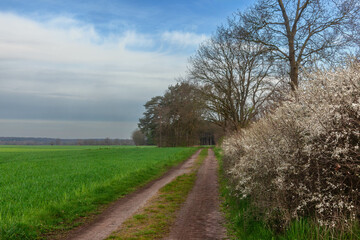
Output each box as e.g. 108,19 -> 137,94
289,62 -> 299,91
289,37 -> 299,91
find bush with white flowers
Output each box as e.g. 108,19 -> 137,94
223,63 -> 360,230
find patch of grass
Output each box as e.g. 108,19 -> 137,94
215,147 -> 360,240
0,146 -> 198,239
280,219 -> 360,240
108,149 -> 208,240
215,147 -> 273,240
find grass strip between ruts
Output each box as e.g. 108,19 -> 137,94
107,148 -> 208,240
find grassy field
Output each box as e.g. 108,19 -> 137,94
0,145 -> 197,239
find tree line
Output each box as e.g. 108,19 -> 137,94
135,82 -> 222,146
135,0 -> 359,147
0,137 -> 134,145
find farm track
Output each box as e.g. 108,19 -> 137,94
164,149 -> 226,240
62,149 -> 201,240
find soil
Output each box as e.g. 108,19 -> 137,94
164,149 -> 227,240
62,150 -> 201,240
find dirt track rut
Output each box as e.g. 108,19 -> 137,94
164,148 -> 226,240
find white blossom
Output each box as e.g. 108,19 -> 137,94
222,62 -> 360,228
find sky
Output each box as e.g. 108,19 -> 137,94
0,0 -> 254,139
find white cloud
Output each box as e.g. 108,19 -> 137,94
0,12 -> 196,137
161,30 -> 208,47
0,12 -> 188,100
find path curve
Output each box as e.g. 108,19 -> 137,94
63,149 -> 201,240
164,148 -> 226,240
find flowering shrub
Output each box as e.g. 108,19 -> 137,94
223,63 -> 360,230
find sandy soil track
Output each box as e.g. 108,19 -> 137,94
63,150 -> 201,240
164,149 -> 226,240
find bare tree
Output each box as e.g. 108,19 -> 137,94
160,82 -> 205,146
189,26 -> 276,132
231,0 -> 360,91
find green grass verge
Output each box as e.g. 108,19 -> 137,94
281,218 -> 360,240
215,147 -> 360,240
107,148 -> 208,240
0,146 -> 198,239
215,147 -> 273,240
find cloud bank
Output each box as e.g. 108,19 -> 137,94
0,12 -> 208,138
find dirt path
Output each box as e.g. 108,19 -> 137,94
164,149 -> 226,240
63,150 -> 201,240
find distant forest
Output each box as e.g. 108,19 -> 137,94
0,137 -> 134,145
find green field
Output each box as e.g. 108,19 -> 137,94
0,145 -> 197,239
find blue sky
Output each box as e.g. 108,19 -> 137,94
0,1 -> 250,34
0,0 -> 254,139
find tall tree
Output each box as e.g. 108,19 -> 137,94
190,26 -> 276,132
138,96 -> 163,145
231,0 -> 360,91
138,82 -> 206,147
160,82 -> 205,146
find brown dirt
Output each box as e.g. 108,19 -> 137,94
164,148 -> 227,240
62,150 -> 201,240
